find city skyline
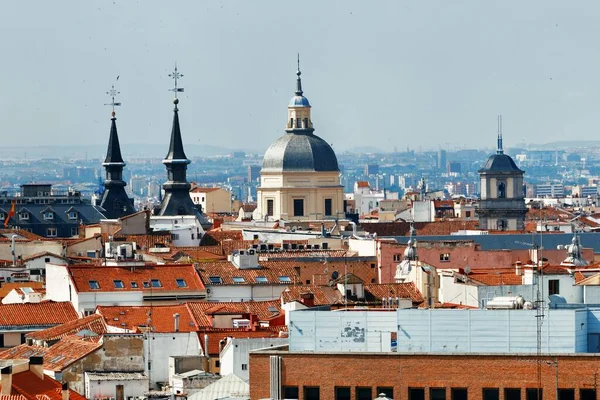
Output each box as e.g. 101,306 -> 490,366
3,1 -> 600,152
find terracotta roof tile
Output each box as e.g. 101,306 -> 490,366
26,314 -> 107,341
0,282 -> 44,299
187,300 -> 282,328
195,261 -> 299,285
118,232 -> 172,250
197,328 -> 282,355
281,286 -> 343,305
96,304 -> 197,333
363,283 -> 424,304
0,335 -> 101,371
67,264 -> 205,293
0,302 -> 77,327
362,220 -> 479,237
11,370 -> 87,399
281,283 -> 424,305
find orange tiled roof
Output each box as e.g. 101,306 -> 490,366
526,207 -> 573,221
574,271 -> 587,284
118,232 -> 172,250
67,264 -> 205,293
195,260 -> 299,285
468,271 -> 523,286
26,314 -> 107,341
0,301 -> 78,327
364,283 -> 424,304
0,282 -> 44,299
197,328 -> 282,356
362,220 -> 479,237
281,285 -> 344,305
0,335 -> 101,371
281,283 -> 424,305
96,304 -> 197,333
21,252 -> 67,263
187,300 -> 282,328
356,181 -> 370,188
11,370 -> 87,399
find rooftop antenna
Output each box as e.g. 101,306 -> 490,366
104,79 -> 122,117
497,114 -> 504,155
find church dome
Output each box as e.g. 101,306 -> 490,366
262,132 -> 339,172
289,95 -> 310,107
479,153 -> 523,173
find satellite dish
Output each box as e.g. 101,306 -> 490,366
464,266 -> 471,275
331,271 -> 339,280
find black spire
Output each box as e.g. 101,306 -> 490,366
158,65 -> 203,220
99,83 -> 135,219
105,116 -> 125,164
295,53 -> 303,96
164,99 -> 189,161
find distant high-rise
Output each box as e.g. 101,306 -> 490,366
247,165 -> 261,183
437,149 -> 447,171
98,85 -> 136,219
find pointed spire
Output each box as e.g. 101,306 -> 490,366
103,83 -> 124,165
295,53 -> 303,96
164,65 -> 189,162
497,114 -> 504,155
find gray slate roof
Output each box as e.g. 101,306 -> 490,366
262,132 -> 339,173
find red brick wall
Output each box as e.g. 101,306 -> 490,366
250,352 -> 600,400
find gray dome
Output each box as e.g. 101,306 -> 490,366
479,154 -> 523,174
262,132 -> 339,172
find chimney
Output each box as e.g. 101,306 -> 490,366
1,366 -> 12,395
173,313 -> 180,333
300,292 -> 315,307
62,382 -> 69,400
29,356 -> 44,380
204,334 -> 209,357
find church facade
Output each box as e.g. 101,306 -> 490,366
254,64 -> 344,221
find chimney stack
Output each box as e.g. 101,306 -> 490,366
173,313 -> 180,333
62,382 -> 69,400
1,366 -> 12,395
29,356 -> 44,380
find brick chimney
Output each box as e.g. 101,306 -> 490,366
173,313 -> 180,332
1,366 -> 12,395
300,292 -> 315,307
29,356 -> 44,380
62,382 -> 69,400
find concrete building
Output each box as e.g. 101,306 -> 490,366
190,187 -> 232,214
476,126 -> 527,231
254,63 -> 344,221
219,337 -> 288,382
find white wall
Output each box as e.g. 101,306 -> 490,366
145,332 -> 201,387
219,338 -> 288,382
438,273 -> 480,307
150,216 -> 204,246
85,375 -> 148,399
349,238 -> 376,257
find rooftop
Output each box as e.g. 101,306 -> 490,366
0,301 -> 78,328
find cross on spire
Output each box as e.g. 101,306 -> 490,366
104,84 -> 122,117
169,64 -> 185,100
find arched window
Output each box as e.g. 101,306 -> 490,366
498,182 -> 506,199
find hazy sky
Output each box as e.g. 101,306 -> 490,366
2,1 -> 600,153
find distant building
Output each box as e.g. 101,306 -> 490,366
247,165 -> 261,183
0,184 -> 105,238
535,183 -> 565,198
189,187 -> 232,213
446,161 -> 462,174
437,149 -> 447,170
254,63 -> 344,221
572,185 -> 598,198
364,164 -> 379,176
476,132 -> 527,231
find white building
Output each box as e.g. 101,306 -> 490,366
219,337 -> 288,382
150,215 -> 204,246
85,372 -> 148,399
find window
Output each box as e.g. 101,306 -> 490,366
409,388 -> 425,400
171,233 -> 180,240
113,280 -> 124,289
498,181 -> 506,198
88,280 -> 100,290
526,389 -> 542,400
143,281 -> 150,288
176,279 -> 187,288
580,389 -> 596,400
44,257 -> 51,263
18,212 -> 28,220
268,306 -> 279,313
498,219 -> 508,231
47,228 -> 57,237
483,389 -> 499,400
293,199 -> 304,217
549,279 -> 560,296
335,387 -> 351,400
393,254 -> 401,262
440,253 -> 450,262
378,388 -> 394,399
150,279 -> 162,288
304,387 -> 320,400
356,387 -> 372,400
505,389 -> 520,400
324,198 -> 332,216
452,388 -> 468,400
0,213 -> 4,220
255,276 -> 268,283
71,227 -> 79,237
466,211 -> 471,218
431,388 -> 446,400
232,277 -> 245,283
558,390 -> 574,400
43,211 -> 54,220
267,199 -> 274,217
278,276 -> 291,283
283,387 -> 299,399
68,211 -> 78,220
241,363 -> 247,370
209,276 -> 223,284
131,282 -> 138,288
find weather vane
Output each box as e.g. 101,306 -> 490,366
169,64 -> 184,99
297,53 -> 300,73
104,79 -> 121,117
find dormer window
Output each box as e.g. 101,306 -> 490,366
278,276 -> 292,283
113,280 -> 124,289
232,277 -> 245,283
209,276 -> 223,284
88,280 -> 100,290
150,279 -> 162,288
68,211 -> 78,220
19,212 -> 29,221
43,211 -> 54,220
